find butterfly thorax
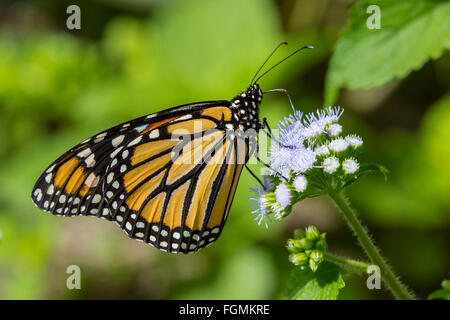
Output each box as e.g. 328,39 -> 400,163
228,84 -> 263,132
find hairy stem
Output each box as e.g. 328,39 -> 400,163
328,191 -> 416,300
324,252 -> 369,273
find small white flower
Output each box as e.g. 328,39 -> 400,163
323,157 -> 340,174
326,123 -> 342,137
315,144 -> 330,156
275,183 -> 291,208
346,135 -> 363,148
328,138 -> 349,153
293,175 -> 307,192
343,158 -> 359,174
250,188 -> 271,228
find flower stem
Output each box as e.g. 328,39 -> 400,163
328,190 -> 415,300
324,252 -> 369,273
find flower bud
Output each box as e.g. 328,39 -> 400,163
287,226 -> 328,272
289,252 -> 309,266
305,225 -> 320,240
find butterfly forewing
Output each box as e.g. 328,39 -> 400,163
31,97 -> 257,254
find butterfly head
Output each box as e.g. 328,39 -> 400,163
230,84 -> 263,131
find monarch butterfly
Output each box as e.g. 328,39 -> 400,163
31,42 -> 312,253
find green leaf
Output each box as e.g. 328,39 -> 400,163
286,261 -> 345,300
428,275 -> 450,300
325,0 -> 450,105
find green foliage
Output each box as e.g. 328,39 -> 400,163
350,94 -> 450,227
325,0 -> 450,105
428,274 -> 450,300
286,261 -> 345,300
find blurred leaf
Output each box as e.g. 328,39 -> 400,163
175,247 -> 276,299
428,275 -> 450,300
325,0 -> 450,105
286,261 -> 345,300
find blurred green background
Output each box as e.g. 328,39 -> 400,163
0,0 -> 448,299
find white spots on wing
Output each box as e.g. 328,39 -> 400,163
85,172 -> 100,188
122,123 -> 130,128
211,227 -> 220,234
47,184 -> 55,195
183,230 -> 190,237
149,129 -> 159,139
135,125 -> 147,133
130,213 -> 136,220
111,158 -> 118,167
116,216 -> 123,222
71,208 -> 77,214
122,150 -> 129,159
136,222 -> 145,228
59,195 -> 66,204
152,225 -> 159,232
112,135 -> 124,147
80,206 -> 86,212
171,243 -> 179,249
110,146 -> 123,158
43,201 -> 49,208
46,164 -> 56,173
112,201 -> 118,209
177,114 -> 192,121
120,165 -> 127,173
106,191 -> 113,198
90,209 -> 98,215
73,198 -> 80,205
161,230 -> 168,237
56,208 -> 62,214
112,181 -> 120,189
146,113 -> 157,119
77,148 -> 91,158
128,135 -> 142,147
136,232 -> 144,238
173,232 -> 180,240
102,208 -> 109,216
149,235 -> 156,242
125,222 -> 132,231
120,206 -> 126,212
45,173 -> 53,183
181,243 -> 187,250
34,188 -> 42,201
192,234 -> 200,241
189,244 -> 196,250
94,136 -> 104,143
84,153 -> 96,168
92,194 -> 102,204
160,241 -> 168,248
107,172 -> 114,183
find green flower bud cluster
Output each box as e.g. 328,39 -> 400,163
287,226 -> 327,272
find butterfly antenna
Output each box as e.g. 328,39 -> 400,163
250,41 -> 288,86
254,45 -> 313,84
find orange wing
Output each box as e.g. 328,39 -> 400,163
32,104 -> 248,254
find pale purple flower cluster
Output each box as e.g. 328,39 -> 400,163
251,106 -> 364,226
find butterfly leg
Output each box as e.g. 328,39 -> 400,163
244,163 -> 265,189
